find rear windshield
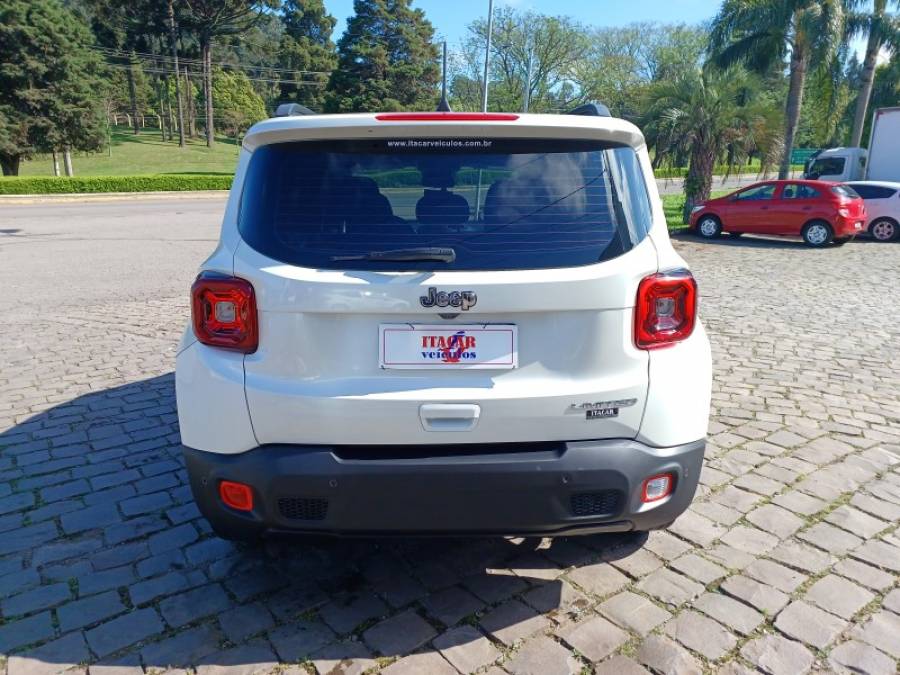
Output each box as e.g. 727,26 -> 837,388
831,185 -> 860,199
238,138 -> 652,271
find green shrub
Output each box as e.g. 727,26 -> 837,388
0,174 -> 233,195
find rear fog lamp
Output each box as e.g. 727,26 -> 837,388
642,473 -> 674,503
219,480 -> 254,511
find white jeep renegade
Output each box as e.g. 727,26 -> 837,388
175,104 -> 712,541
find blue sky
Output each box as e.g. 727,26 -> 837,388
324,0 -> 722,44
322,0 -> 867,57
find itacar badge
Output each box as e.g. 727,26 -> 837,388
586,407 -> 618,419
568,398 -> 638,420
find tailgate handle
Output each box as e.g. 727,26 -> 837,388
419,404 -> 481,432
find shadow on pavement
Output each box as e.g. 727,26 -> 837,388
671,230 -> 884,249
0,374 -> 652,673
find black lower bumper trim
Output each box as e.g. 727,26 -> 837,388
183,438 -> 705,541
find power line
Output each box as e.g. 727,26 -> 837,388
101,61 -> 326,86
92,46 -> 331,75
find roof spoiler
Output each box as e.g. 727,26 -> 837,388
566,102 -> 611,117
274,103 -> 316,117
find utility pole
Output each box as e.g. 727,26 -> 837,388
523,43 -> 534,113
438,41 -> 451,111
481,0 -> 494,112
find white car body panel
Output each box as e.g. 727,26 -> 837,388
175,343 -> 258,453
845,181 -> 900,229
176,112 -> 711,455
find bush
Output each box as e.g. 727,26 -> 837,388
0,174 -> 233,195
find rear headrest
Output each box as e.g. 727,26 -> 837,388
416,189 -> 470,226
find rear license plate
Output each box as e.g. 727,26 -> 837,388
379,324 -> 518,369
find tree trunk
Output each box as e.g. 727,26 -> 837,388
127,60 -> 140,136
167,0 -> 186,147
63,147 -> 74,176
0,154 -> 20,176
185,66 -> 196,138
850,24 -> 881,148
202,38 -> 214,147
682,138 -> 715,223
52,150 -> 60,177
162,73 -> 173,142
780,41 -> 807,180
156,77 -> 167,141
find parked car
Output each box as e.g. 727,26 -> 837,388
175,104 -> 712,542
689,179 -> 867,247
844,181 -> 900,242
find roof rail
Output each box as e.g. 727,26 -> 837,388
566,102 -> 611,117
274,103 -> 316,117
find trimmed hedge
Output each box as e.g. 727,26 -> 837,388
0,174 -> 233,195
655,164 -> 806,179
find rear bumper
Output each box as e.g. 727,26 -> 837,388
834,216 -> 865,236
183,438 -> 705,539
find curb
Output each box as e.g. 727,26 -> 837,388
0,190 -> 229,205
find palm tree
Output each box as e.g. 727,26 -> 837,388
643,66 -> 780,221
709,0 -> 846,179
846,0 -> 900,147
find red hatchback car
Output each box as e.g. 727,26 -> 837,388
689,180 -> 867,247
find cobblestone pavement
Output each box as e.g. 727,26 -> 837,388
1,201 -> 899,675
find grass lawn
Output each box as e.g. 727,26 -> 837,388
662,190 -> 731,231
18,126 -> 241,177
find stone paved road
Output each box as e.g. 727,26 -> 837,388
1,200 -> 899,675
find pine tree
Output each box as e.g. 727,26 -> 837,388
183,0 -> 273,147
278,0 -> 337,111
326,0 -> 439,113
0,0 -> 106,175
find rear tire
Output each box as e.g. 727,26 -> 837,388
802,221 -> 833,247
696,216 -> 722,239
869,218 -> 898,242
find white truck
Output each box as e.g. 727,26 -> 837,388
803,107 -> 900,183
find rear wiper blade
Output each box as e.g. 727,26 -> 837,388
331,247 -> 456,263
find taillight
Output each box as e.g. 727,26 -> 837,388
634,270 -> 697,349
191,274 -> 258,353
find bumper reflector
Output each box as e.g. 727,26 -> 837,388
219,480 -> 254,511
642,473 -> 673,503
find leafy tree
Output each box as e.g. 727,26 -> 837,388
0,0 -> 106,175
796,43 -> 854,148
643,66 -> 781,220
214,13 -> 284,108
278,0 -> 337,111
645,24 -> 707,82
573,26 -> 646,117
456,7 -> 587,113
326,0 -> 439,113
710,0 -> 846,179
860,51 -> 900,141
846,0 -> 900,146
183,0 -> 274,146
210,68 -> 268,136
70,0 -> 171,135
